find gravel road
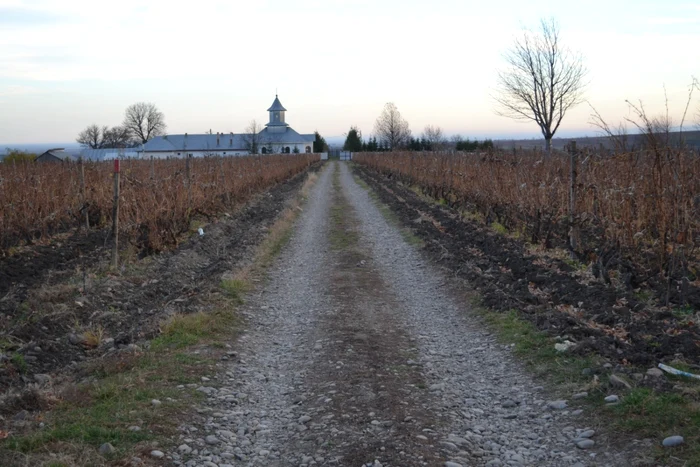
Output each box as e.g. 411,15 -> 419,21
170,161 -> 628,467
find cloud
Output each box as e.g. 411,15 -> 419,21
0,6 -> 67,26
0,84 -> 39,96
646,17 -> 700,25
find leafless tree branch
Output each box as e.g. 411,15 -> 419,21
422,125 -> 447,150
123,102 -> 166,144
494,18 -> 587,151
241,119 -> 263,154
374,102 -> 411,151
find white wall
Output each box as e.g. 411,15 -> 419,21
142,150 -> 250,159
260,143 -> 313,154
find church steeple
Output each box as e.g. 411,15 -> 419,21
266,94 -> 288,131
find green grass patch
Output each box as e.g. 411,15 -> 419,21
151,309 -> 237,350
672,305 -> 695,318
11,353 -> 28,374
490,222 -> 508,235
329,205 -> 359,250
329,166 -> 360,250
267,228 -> 293,259
611,388 -> 700,462
480,306 -> 700,465
481,309 -> 597,387
634,289 -> 655,303
221,278 -> 249,304
563,256 -> 587,271
1,343 -> 213,465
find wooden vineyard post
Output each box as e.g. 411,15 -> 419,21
111,159 -> 120,269
79,158 -> 90,231
150,156 -> 155,180
568,141 -> 578,254
186,155 -> 192,208
219,157 -> 229,206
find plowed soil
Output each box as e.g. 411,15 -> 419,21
352,164 -> 700,369
0,166 -> 318,398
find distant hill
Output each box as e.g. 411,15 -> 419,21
0,143 -> 82,158
494,130 -> 700,151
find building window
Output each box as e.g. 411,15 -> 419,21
177,152 -> 181,156
223,152 -> 226,155
261,147 -> 267,154
305,146 -> 311,153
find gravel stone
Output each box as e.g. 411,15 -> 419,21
547,400 -> 568,410
609,374 -> 632,389
662,435 -> 684,447
99,443 -> 115,455
576,439 -> 595,449
33,374 -> 51,385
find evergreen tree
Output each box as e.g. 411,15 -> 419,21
343,126 -> 363,152
420,137 -> 430,151
313,131 -> 328,153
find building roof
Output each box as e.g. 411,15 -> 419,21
143,130 -> 314,152
258,127 -> 315,144
80,147 -> 143,161
143,134 -> 249,152
267,95 -> 287,112
37,148 -> 78,161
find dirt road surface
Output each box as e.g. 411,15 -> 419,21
171,162 -> 629,466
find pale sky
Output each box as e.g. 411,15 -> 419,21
1,0 -> 699,144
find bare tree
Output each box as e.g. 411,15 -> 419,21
76,124 -> 105,149
102,126 -> 133,148
422,125 -> 447,150
494,18 -> 587,152
374,102 -> 411,151
241,119 -> 263,154
123,102 -> 166,144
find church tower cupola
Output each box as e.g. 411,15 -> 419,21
266,95 -> 289,133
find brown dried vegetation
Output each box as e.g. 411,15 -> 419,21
356,148 -> 700,306
0,154 -> 318,254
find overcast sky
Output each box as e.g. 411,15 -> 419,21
1,0 -> 699,144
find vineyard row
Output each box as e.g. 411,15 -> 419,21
355,149 -> 700,290
0,154 -> 318,254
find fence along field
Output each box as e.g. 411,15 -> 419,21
355,147 -> 700,306
0,154 -> 318,254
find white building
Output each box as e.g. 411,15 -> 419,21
141,96 -> 315,159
